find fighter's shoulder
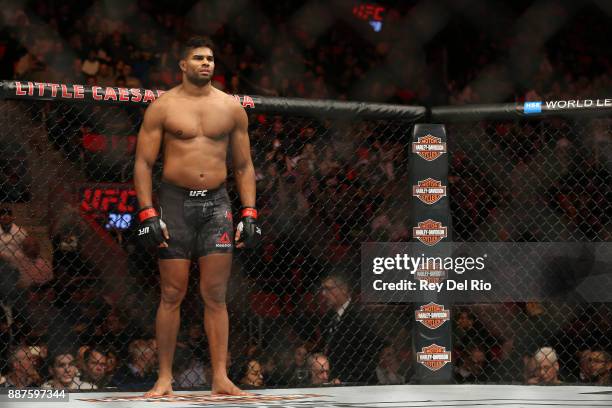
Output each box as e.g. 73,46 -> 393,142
149,86 -> 180,108
144,88 -> 176,117
216,88 -> 244,112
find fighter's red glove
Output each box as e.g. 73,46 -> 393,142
236,207 -> 261,248
137,206 -> 168,248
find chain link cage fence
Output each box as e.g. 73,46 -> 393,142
0,85 -> 425,390
443,112 -> 611,385
0,83 -> 610,390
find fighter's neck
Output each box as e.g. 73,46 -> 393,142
180,81 -> 214,97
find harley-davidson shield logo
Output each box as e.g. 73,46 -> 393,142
412,178 -> 447,205
414,258 -> 447,284
412,135 -> 447,161
413,219 -> 447,246
417,344 -> 452,371
415,302 -> 450,330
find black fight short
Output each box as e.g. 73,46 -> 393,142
157,181 -> 234,260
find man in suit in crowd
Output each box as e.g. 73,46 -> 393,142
318,273 -> 382,384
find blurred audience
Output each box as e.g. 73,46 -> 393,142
0,0 -> 610,391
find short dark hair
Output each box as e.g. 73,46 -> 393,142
48,348 -> 76,369
181,36 -> 216,59
84,346 -> 107,363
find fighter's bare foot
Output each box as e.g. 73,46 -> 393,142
144,378 -> 174,398
211,376 -> 253,396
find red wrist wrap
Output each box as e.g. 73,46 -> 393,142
138,207 -> 159,222
241,207 -> 258,219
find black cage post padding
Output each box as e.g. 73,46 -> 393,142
410,124 -> 453,383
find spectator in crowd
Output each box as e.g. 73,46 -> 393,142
98,310 -> 132,358
13,236 -> 53,288
289,345 -> 309,385
259,349 -> 295,387
121,64 -> 142,88
81,49 -> 100,78
96,62 -> 116,87
526,347 -> 563,385
105,348 -> 119,381
376,344 -> 407,385
486,337 -> 522,383
80,346 -> 111,388
585,350 -> 611,385
454,309 -> 496,352
318,273 -> 382,384
0,208 -> 27,262
0,253 -> 20,307
111,339 -> 157,389
578,349 -> 592,383
237,359 -> 264,388
173,343 -> 208,388
0,306 -> 11,368
42,349 -> 96,390
307,353 -> 339,386
454,344 -> 488,384
523,355 -> 538,385
0,346 -> 42,388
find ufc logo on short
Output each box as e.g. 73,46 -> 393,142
138,226 -> 150,236
189,190 -> 208,197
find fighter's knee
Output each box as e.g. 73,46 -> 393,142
200,284 -> 227,306
160,285 -> 186,306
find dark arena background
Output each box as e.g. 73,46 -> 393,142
0,1 -> 610,407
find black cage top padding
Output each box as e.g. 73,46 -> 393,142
7,80 -> 612,122
432,101 -> 612,121
0,80 -> 426,120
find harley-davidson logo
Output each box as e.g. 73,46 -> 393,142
417,344 -> 452,371
412,135 -> 447,161
413,219 -> 447,246
414,258 -> 447,284
415,302 -> 450,330
412,178 -> 447,205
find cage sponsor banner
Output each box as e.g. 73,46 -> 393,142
4,81 -> 259,108
361,242 -> 612,302
522,98 -> 612,115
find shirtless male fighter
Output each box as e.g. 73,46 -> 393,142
134,36 -> 260,397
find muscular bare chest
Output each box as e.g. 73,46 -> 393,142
164,100 -> 234,140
